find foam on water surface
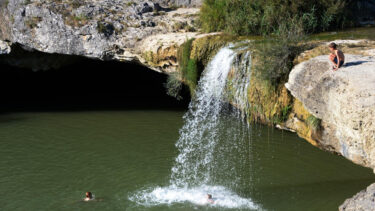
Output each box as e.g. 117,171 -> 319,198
129,185 -> 260,210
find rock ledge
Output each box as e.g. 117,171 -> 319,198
286,54 -> 375,169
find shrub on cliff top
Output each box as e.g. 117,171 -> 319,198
200,0 -> 348,36
252,17 -> 308,87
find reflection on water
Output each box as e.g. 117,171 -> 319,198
0,111 -> 373,211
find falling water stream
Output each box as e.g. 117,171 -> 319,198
130,45 -> 259,209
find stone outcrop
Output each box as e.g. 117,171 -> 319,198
340,183 -> 375,211
0,40 -> 11,54
0,0 -> 204,72
285,54 -> 375,169
284,46 -> 375,210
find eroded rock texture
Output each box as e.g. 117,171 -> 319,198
0,40 -> 11,54
340,183 -> 375,211
286,54 -> 375,169
0,0 -> 203,72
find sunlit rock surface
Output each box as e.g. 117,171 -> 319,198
286,54 -> 375,169
340,183 -> 375,211
0,40 -> 11,54
0,0 -> 204,72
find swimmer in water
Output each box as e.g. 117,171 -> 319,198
84,192 -> 93,201
206,194 -> 214,204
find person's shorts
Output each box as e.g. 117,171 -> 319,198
334,57 -> 344,67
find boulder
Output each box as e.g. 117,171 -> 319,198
340,183 -> 375,211
286,54 -> 375,169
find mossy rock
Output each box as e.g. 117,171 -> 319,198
190,34 -> 237,67
176,34 -> 236,95
245,68 -> 293,125
142,51 -> 158,67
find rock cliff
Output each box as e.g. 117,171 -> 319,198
284,48 -> 375,210
285,54 -> 375,170
0,0 -> 203,72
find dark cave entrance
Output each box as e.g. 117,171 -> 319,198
0,47 -> 190,112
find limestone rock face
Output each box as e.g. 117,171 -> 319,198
0,40 -> 11,54
0,0 -> 203,72
286,54 -> 375,169
340,183 -> 375,211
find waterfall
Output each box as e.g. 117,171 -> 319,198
170,46 -> 252,187
130,45 -> 260,210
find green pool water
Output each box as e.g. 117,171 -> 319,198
0,110 -> 373,211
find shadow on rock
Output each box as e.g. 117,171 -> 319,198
344,61 -> 369,67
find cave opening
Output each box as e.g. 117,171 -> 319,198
0,49 -> 190,112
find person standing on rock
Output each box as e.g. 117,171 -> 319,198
329,42 -> 345,71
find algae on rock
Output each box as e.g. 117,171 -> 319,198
170,34 -> 232,96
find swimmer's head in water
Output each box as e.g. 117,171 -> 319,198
86,192 -> 93,199
207,194 -> 212,199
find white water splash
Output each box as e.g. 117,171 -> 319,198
130,46 -> 257,210
170,46 -> 238,187
129,185 -> 259,210
170,46 -> 253,187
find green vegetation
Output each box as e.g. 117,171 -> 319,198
192,1 -> 374,131
173,21 -> 187,32
172,22 -> 196,32
199,0 -> 346,95
200,0 -> 354,36
97,21 -> 106,33
251,20 -> 310,87
96,21 -> 115,37
311,27 -> 375,41
65,14 -> 89,27
281,105 -> 292,122
70,0 -> 84,9
178,39 -> 199,95
184,25 -> 196,32
165,38 -> 205,99
307,114 -> 321,130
